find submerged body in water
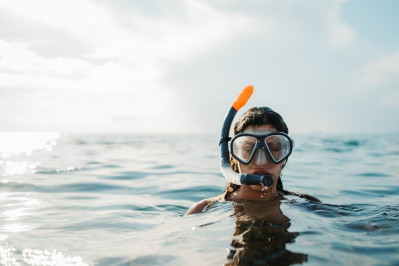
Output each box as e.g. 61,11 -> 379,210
224,200 -> 307,266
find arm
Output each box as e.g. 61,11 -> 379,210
185,199 -> 210,215
185,194 -> 225,215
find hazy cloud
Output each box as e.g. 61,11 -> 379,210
0,0 -> 398,133
356,50 -> 399,108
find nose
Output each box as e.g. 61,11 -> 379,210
254,147 -> 269,166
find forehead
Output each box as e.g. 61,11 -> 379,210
243,124 -> 277,134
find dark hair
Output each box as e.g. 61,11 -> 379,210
224,107 -> 289,196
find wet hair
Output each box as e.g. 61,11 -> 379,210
224,107 -> 289,196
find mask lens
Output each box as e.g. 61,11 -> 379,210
232,136 -> 257,163
265,135 -> 291,162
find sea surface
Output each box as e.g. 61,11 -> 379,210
0,132 -> 398,266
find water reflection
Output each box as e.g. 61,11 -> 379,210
0,132 -> 59,177
0,246 -> 89,266
225,200 -> 307,266
0,132 -> 59,158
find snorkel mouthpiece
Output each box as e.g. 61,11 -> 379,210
240,174 -> 274,187
262,175 -> 274,186
220,85 -> 275,187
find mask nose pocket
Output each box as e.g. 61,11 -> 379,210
255,147 -> 268,166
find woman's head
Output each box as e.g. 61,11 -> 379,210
226,107 -> 290,194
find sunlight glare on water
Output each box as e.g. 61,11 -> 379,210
0,132 -> 60,177
0,132 -> 59,158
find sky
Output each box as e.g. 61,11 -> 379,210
1,0 -> 399,134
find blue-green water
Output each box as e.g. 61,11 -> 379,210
0,132 -> 399,265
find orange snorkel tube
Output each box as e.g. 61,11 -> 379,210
219,85 -> 274,187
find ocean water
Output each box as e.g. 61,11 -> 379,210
0,132 -> 398,266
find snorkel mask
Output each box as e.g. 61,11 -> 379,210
231,131 -> 293,166
219,85 -> 294,187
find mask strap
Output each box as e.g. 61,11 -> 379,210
219,136 -> 231,146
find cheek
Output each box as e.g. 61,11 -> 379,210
273,164 -> 283,175
238,163 -> 247,173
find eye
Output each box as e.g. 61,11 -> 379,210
243,142 -> 255,153
267,142 -> 282,153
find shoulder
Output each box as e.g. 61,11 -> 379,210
185,194 -> 225,215
300,193 -> 322,203
282,190 -> 322,203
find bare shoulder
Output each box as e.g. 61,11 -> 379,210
301,193 -> 322,203
283,191 -> 322,203
185,194 -> 225,215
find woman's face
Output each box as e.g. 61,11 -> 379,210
238,124 -> 284,191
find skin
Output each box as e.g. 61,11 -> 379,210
186,124 -> 284,215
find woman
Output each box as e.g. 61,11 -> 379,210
186,106 -> 320,215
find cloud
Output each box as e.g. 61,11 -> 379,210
162,0 -> 359,133
354,49 -> 399,107
0,0 -> 254,63
0,0 -> 256,83
0,39 -> 92,81
1,0 -> 397,133
358,51 -> 399,86
0,0 -> 256,132
325,0 -> 355,48
381,90 -> 399,107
